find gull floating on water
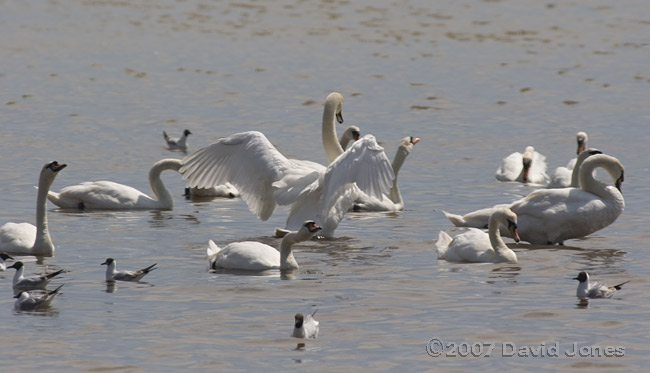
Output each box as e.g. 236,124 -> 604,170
574,271 -> 629,299
101,258 -> 157,282
8,261 -> 64,292
0,252 -> 13,271
163,129 -> 192,151
292,310 -> 319,339
14,284 -> 64,311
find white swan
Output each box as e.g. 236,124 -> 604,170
352,136 -> 419,212
292,310 -> 319,339
574,271 -> 629,299
163,129 -> 192,151
181,131 -> 393,237
101,258 -> 157,282
207,221 -> 321,270
495,146 -> 549,184
436,208 -> 520,263
0,161 -> 66,257
7,261 -> 65,291
546,148 -> 602,188
14,284 -> 64,311
47,158 -> 182,210
339,126 -> 360,151
444,154 -> 624,245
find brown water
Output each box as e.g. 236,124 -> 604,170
1,0 -> 649,371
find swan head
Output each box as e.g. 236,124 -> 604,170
573,271 -> 588,283
616,169 -> 624,191
400,136 -> 420,151
44,161 -> 67,174
326,92 -> 344,124
296,220 -> 322,241
183,129 -> 192,137
576,132 -> 588,154
493,209 -> 520,243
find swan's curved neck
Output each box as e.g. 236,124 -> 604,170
579,155 -> 623,200
149,159 -> 182,208
386,145 -> 411,205
33,172 -> 56,255
322,98 -> 344,164
279,232 -> 299,270
488,216 -> 508,252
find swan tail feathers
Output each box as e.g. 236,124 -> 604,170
435,231 -> 453,258
443,210 -> 467,227
163,131 -> 170,141
613,280 -> 630,291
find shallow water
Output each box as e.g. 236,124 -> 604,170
1,0 -> 650,371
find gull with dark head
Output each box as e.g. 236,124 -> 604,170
101,258 -> 157,282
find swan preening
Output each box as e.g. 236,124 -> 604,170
445,154 -> 624,245
181,92 -> 394,237
495,146 -> 549,185
574,271 -> 628,299
14,284 -> 64,311
207,220 -> 321,271
436,208 -> 519,263
101,258 -> 157,282
352,136 -> 419,212
292,310 -> 319,339
163,129 -> 192,151
47,158 -> 182,210
0,161 -> 66,257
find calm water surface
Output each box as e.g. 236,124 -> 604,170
2,0 -> 650,371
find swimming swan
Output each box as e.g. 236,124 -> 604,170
352,136 -> 419,212
207,221 -> 321,270
0,161 -> 66,256
436,208 -> 520,263
47,158 -> 182,210
495,146 -> 549,184
444,154 -> 624,245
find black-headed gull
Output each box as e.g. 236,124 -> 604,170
14,284 -> 64,311
7,261 -> 64,292
163,129 -> 192,150
292,310 -> 319,339
101,258 -> 157,282
574,271 -> 629,299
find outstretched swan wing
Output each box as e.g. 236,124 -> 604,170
320,135 -> 394,213
180,131 -> 292,220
